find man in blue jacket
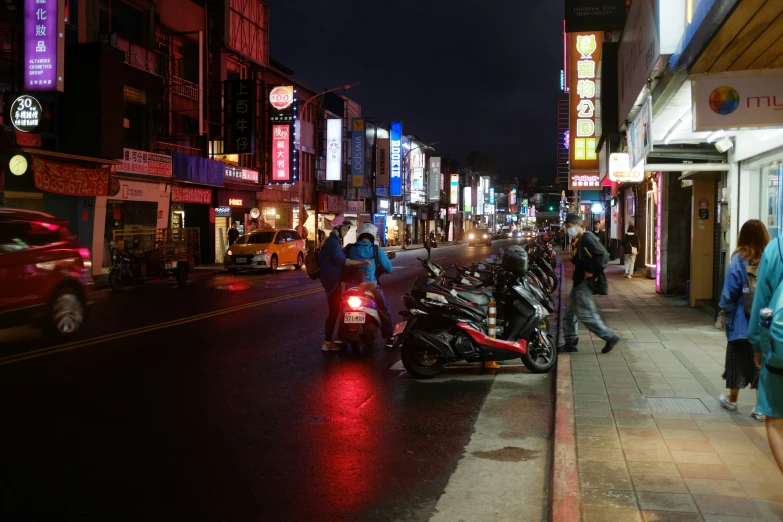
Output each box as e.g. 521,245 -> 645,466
344,222 -> 394,339
318,217 -> 370,351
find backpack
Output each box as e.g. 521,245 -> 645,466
305,249 -> 321,280
742,261 -> 759,318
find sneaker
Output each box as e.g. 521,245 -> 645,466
321,341 -> 341,351
751,409 -> 766,422
719,396 -> 738,411
601,336 -> 620,354
559,340 -> 579,353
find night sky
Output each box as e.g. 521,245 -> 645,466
269,1 -> 564,181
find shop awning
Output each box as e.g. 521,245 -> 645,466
18,148 -> 121,165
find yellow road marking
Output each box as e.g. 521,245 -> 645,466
0,287 -> 323,367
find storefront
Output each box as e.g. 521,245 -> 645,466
735,144 -> 783,242
215,184 -> 258,263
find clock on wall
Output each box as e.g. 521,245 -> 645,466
9,155 -> 28,176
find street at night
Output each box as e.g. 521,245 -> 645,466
0,240 -> 554,522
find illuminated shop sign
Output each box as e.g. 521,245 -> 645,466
569,32 -> 602,170
390,121 -> 402,196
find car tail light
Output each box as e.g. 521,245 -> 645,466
78,247 -> 93,274
347,296 -> 363,309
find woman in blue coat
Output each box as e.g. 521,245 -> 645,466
748,234 -> 783,473
718,220 -> 768,420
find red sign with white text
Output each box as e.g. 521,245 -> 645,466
33,157 -> 109,196
171,186 -> 212,205
272,125 -> 290,181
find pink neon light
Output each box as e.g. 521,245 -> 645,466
656,171 -> 662,293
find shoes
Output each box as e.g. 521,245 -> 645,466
601,336 -> 620,354
484,361 -> 502,369
626,274 -> 633,279
559,341 -> 579,353
751,409 -> 766,422
719,396 -> 738,411
321,341 -> 342,351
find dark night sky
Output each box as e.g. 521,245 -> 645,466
268,1 -> 564,181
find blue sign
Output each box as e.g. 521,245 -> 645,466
172,152 -> 225,187
351,118 -> 365,184
489,187 -> 495,205
390,121 -> 402,196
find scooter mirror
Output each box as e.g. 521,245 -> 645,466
388,252 -> 396,260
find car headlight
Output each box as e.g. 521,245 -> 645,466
227,250 -> 233,256
483,234 -> 488,238
469,234 -> 475,239
255,249 -> 267,255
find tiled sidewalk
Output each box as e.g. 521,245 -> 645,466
565,262 -> 783,522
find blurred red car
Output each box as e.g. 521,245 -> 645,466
0,208 -> 93,338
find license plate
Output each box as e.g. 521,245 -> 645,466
392,321 -> 406,336
235,258 -> 247,264
344,312 -> 365,324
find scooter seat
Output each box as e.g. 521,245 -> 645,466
455,289 -> 490,306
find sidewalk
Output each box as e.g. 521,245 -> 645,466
554,262 -> 783,522
93,264 -> 225,290
381,240 -> 462,253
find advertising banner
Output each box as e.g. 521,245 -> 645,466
172,152 -> 225,187
272,125 -> 290,181
569,32 -> 603,170
116,148 -> 172,178
608,153 -> 644,183
32,157 -> 109,196
171,186 -> 212,205
627,94 -> 652,169
376,138 -> 390,188
510,188 -> 517,205
428,157 -> 441,201
325,118 -> 342,181
569,171 -> 601,191
345,200 -> 364,212
269,85 -> 294,124
25,0 -> 64,91
692,69 -> 783,131
411,168 -> 424,203
618,0 -> 660,125
477,179 -> 484,216
225,165 -> 259,184
319,193 -> 342,213
351,118 -> 365,187
565,0 -> 626,32
463,186 -> 472,213
390,121 -> 402,196
450,174 -> 459,205
224,79 -> 256,154
490,186 -> 495,205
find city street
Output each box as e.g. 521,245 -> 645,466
0,239 -> 555,522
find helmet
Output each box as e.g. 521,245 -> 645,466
357,222 -> 378,241
502,244 -> 528,276
331,216 -> 353,229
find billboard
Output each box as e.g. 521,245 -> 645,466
450,174 -> 459,205
692,69 -> 783,131
224,79 -> 256,154
608,153 -> 644,183
25,0 -> 64,91
325,119 -> 342,181
569,171 -> 600,191
428,157 -> 441,201
509,188 -> 516,206
569,32 -> 603,171
269,85 -> 294,124
351,118 -> 365,187
390,121 -> 402,196
272,125 -> 290,181
463,186 -> 472,213
565,0 -> 626,32
377,138 -> 390,187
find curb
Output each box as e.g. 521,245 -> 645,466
550,256 -> 581,522
93,269 -> 222,291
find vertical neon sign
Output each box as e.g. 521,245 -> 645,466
656,171 -> 662,293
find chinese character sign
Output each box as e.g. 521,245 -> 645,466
272,125 -> 290,181
325,119 -> 342,181
568,172 -> 600,190
351,118 -> 365,187
390,121 -> 402,196
224,79 -> 256,154
450,174 -> 459,205
25,0 -> 64,91
569,32 -> 602,170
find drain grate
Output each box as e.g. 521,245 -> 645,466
633,396 -> 711,415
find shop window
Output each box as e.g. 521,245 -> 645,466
742,151 -> 783,240
125,101 -> 149,151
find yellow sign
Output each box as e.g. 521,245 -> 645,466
353,119 -> 365,131
569,32 -> 602,170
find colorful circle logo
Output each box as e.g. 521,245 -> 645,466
709,86 -> 740,115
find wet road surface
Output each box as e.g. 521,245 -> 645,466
0,240 -> 554,522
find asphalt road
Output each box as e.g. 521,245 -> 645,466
0,239 -> 554,522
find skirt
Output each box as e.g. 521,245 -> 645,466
722,339 -> 759,390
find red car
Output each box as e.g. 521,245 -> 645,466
0,208 -> 93,338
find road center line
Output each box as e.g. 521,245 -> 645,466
0,287 -> 323,367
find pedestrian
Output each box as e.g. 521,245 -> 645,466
621,225 -> 639,279
228,222 -> 239,246
561,214 -> 620,354
318,217 -> 371,352
316,229 -> 326,250
593,221 -> 607,245
718,220 -> 768,420
748,234 -> 783,473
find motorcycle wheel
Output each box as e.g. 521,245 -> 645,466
108,270 -> 124,292
401,339 -> 445,379
521,329 -> 556,374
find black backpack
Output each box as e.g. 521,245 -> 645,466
343,244 -> 384,283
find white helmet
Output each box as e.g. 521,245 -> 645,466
357,222 -> 378,241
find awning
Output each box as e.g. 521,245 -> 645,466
18,148 -> 121,165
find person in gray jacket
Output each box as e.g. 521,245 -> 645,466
562,214 -> 620,354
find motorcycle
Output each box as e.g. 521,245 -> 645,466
337,251 -> 395,353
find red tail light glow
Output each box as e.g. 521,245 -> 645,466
78,248 -> 91,260
347,296 -> 363,309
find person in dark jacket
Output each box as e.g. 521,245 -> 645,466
562,214 -> 620,354
318,217 -> 371,352
227,223 -> 239,246
593,221 -> 607,246
621,225 -> 640,278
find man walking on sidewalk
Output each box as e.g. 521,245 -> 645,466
562,214 -> 620,354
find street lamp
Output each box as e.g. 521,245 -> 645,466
400,140 -> 440,249
296,82 -> 360,237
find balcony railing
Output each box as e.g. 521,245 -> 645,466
171,76 -> 200,102
102,33 -> 163,77
155,141 -> 205,158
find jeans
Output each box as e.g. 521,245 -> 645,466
372,287 -> 393,338
625,253 -> 637,275
324,285 -> 343,342
563,283 -> 616,343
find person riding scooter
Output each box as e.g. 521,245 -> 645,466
344,222 -> 394,338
